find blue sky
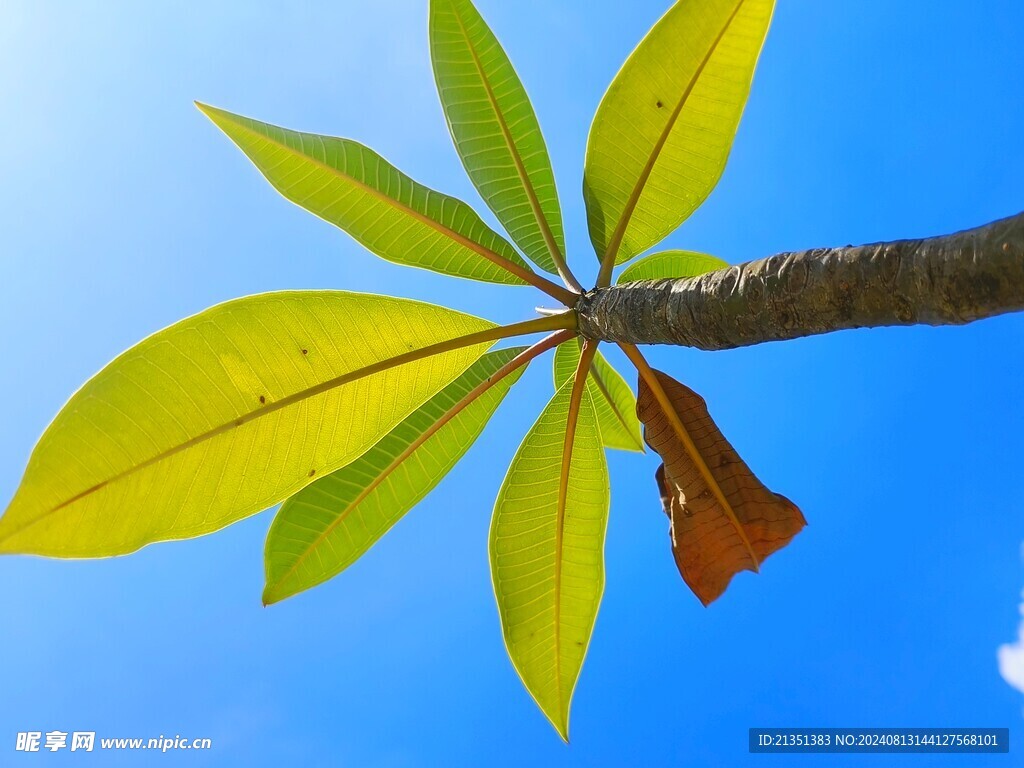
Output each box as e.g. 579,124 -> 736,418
1,1 -> 1022,765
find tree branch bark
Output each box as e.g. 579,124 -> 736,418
577,211 -> 1024,350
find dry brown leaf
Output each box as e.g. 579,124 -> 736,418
637,369 -> 806,605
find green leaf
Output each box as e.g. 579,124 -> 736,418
584,0 -> 775,267
0,291 -> 496,557
553,342 -> 643,452
197,103 -> 535,285
264,347 -> 526,605
429,0 -> 565,275
617,250 -> 729,283
490,377 -> 610,740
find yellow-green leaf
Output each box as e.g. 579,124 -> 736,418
264,347 -> 526,605
553,342 -> 643,452
197,103 -> 535,285
0,291 -> 496,557
617,250 -> 728,283
490,377 -> 609,740
584,0 -> 774,267
430,0 -> 565,275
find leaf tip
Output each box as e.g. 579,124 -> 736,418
193,101 -> 234,129
261,583 -> 283,607
545,709 -> 571,743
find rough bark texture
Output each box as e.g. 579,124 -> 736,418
578,211 -> 1024,350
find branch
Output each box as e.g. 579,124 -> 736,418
577,211 -> 1024,350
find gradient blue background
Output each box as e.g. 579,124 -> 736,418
2,1 -> 1022,765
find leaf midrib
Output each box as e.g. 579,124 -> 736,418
201,104 -> 541,288
621,342 -> 760,569
599,0 -> 747,277
447,1 -> 567,276
552,342 -> 597,734
265,337 -> 564,602
0,317 -> 569,545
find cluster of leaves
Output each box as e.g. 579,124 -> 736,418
0,0 -> 804,739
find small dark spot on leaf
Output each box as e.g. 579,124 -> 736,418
656,100 -> 663,108
259,395 -> 266,404
301,348 -> 308,355
308,469 -> 316,477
